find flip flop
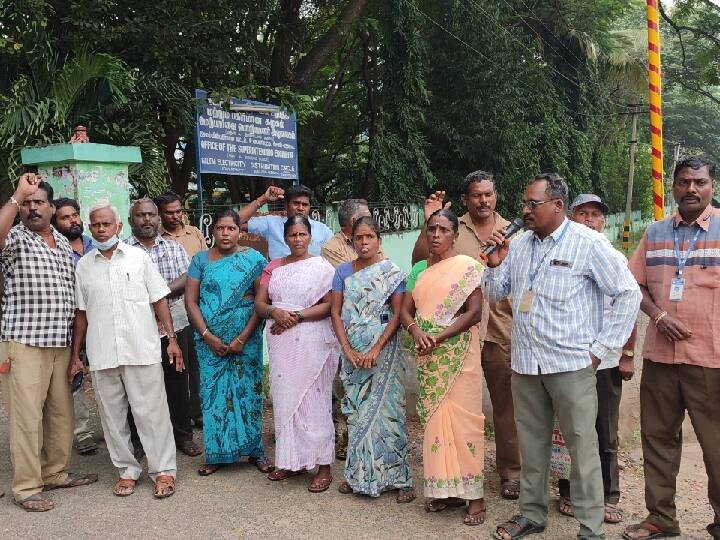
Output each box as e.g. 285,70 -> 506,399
338,481 -> 354,494
500,479 -> 520,500
425,498 -> 466,512
622,522 -> 680,540
396,487 -> 416,503
464,507 -> 486,526
604,502 -> 624,524
494,515 -> 546,540
557,496 -> 574,517
248,456 -> 275,474
268,468 -> 305,481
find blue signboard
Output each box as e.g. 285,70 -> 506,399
194,89 -> 299,180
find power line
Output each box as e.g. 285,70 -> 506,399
461,0 -> 624,118
512,0 -> 586,65
407,1 -> 624,120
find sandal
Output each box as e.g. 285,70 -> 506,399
395,487 -> 416,503
338,481 -> 353,494
557,496 -> 574,517
500,479 -> 520,500
153,474 -> 176,499
622,522 -> 680,540
248,456 -> 275,474
113,478 -> 137,497
43,472 -> 98,491
425,497 -> 465,512
268,468 -> 304,481
13,492 -> 55,512
308,473 -> 333,493
464,505 -> 487,526
494,515 -> 546,540
177,440 -> 202,457
604,502 -> 624,524
198,464 -> 224,476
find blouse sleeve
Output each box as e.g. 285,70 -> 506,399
331,262 -> 352,292
260,258 -> 282,287
393,280 -> 407,294
405,260 -> 428,292
187,251 -> 206,280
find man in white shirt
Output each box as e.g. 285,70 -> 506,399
72,200 -> 182,499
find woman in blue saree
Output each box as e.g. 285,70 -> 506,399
329,216 -> 415,502
185,209 -> 274,476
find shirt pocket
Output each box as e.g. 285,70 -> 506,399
121,268 -> 149,303
691,265 -> 720,289
536,266 -> 581,302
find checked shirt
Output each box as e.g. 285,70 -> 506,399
0,224 -> 76,347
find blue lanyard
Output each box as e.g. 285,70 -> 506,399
673,223 -> 704,277
529,220 -> 570,289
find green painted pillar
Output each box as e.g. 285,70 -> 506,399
20,143 -> 142,235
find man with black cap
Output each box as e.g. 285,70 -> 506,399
553,194 -> 637,525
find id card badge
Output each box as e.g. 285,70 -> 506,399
669,277 -> 685,302
519,290 -> 535,313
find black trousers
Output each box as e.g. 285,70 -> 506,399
130,326 -> 194,446
559,366 -> 622,503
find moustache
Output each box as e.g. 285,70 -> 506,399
682,196 -> 700,202
28,212 -> 41,219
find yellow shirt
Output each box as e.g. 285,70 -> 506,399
321,230 -> 385,268
160,225 -> 207,258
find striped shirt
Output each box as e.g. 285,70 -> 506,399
483,218 -> 640,375
628,204 -> 720,368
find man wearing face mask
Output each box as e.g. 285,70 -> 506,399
51,197 -> 97,456
126,198 -> 200,458
0,174 -> 97,512
73,200 -> 181,498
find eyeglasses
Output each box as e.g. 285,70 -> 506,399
520,198 -> 558,211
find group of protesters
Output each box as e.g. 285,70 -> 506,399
0,156 -> 717,540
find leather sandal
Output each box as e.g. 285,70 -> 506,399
395,487 -> 416,503
500,479 -> 520,500
153,475 -> 176,499
268,469 -> 304,481
622,522 -> 680,540
307,473 -> 332,493
13,493 -> 55,512
113,478 -> 137,497
604,502 -> 624,524
425,498 -> 465,512
338,481 -> 353,494
43,472 -> 98,491
177,440 -> 202,457
248,456 -> 275,473
198,464 -> 224,476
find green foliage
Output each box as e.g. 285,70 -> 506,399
0,0 -> 716,214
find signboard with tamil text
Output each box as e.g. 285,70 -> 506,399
194,89 -> 298,180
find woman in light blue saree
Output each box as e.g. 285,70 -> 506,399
329,216 -> 415,502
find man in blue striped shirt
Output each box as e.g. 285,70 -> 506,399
485,173 -> 640,540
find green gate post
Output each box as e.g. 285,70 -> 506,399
21,143 -> 142,235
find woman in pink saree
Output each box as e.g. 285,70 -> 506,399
401,208 -> 487,526
255,215 -> 339,493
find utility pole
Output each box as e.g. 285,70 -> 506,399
623,105 -> 641,251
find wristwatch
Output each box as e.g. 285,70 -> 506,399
293,310 -> 305,322
621,349 -> 634,358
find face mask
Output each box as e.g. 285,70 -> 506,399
92,235 -> 120,251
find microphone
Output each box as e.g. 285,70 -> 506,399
481,217 -> 524,257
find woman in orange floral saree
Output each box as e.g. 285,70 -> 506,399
401,209 -> 487,526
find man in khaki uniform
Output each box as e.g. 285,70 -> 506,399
412,170 -> 521,499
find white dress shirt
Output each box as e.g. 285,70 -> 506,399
75,242 -> 170,371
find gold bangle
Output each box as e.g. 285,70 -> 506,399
406,322 -> 417,332
654,311 -> 667,325
202,328 -> 209,337
233,337 -> 245,345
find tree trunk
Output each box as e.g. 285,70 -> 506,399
269,0 -> 303,86
292,0 -> 370,90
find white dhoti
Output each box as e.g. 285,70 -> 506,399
93,363 -> 176,480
